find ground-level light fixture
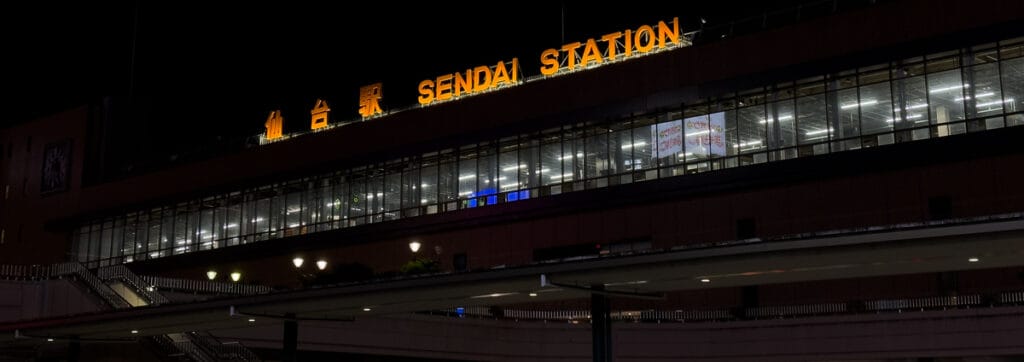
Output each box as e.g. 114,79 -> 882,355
363,307 -> 372,312
700,278 -> 711,283
131,330 -> 139,334
969,257 -> 980,263
206,270 -> 217,280
409,241 -> 421,253
529,292 -> 538,297
248,318 -> 256,323
292,257 -> 305,268
316,260 -> 328,270
230,272 -> 242,282
46,338 -> 54,342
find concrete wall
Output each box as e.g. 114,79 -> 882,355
0,279 -> 102,323
0,106 -> 89,265
212,308 -> 1024,361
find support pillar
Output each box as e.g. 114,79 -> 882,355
68,336 -> 80,362
283,313 -> 297,362
591,285 -> 612,362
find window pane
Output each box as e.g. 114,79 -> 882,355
285,187 -> 302,231
122,217 -> 135,262
401,164 -> 420,212
965,63 -> 1005,123
1000,57 -> 1024,114
585,130 -> 609,179
420,162 -> 438,206
438,160 -> 457,203
458,155 -> 477,201
737,105 -> 766,155
797,93 -> 828,144
476,148 -> 497,206
348,173 -> 366,224
890,74 -> 929,136
384,168 -> 401,219
766,99 -> 796,160
518,140 -> 539,191
367,171 -> 384,221
541,136 -> 562,185
111,220 -> 123,262
499,148 -> 520,193
632,118 -> 656,173
858,82 -> 894,136
655,118 -> 684,167
133,214 -> 148,260
199,206 -> 214,250
684,114 -> 711,160
828,87 -> 860,151
225,195 -> 241,244
927,69 -> 967,136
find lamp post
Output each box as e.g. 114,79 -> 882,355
293,256 -> 328,288
403,240 -> 438,275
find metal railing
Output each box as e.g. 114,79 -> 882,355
170,339 -> 218,362
638,309 -> 734,321
863,294 -> 981,311
96,265 -> 170,306
747,303 -> 848,318
998,291 -> 1024,304
144,334 -> 199,362
185,332 -> 262,362
436,292 -> 1002,323
1,262 -> 261,361
142,275 -> 274,296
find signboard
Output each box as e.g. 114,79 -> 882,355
681,112 -> 726,157
260,16 -> 688,144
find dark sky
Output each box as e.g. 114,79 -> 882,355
2,0 -> 812,159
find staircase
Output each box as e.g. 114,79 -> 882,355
2,262 -> 263,361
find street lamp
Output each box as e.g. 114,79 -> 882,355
316,260 -> 328,270
409,241 -> 421,253
230,272 -> 241,282
206,270 -> 217,280
292,257 -> 305,268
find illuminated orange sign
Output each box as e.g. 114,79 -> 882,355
358,83 -> 383,118
540,17 -> 680,76
310,99 -> 330,130
418,58 -> 519,105
265,110 -> 284,140
260,17 -> 687,145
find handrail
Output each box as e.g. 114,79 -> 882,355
863,294 -> 981,311
142,275 -> 273,296
60,263 -> 132,310
437,293 -> 995,323
186,331 -> 262,362
0,262 -> 130,309
0,261 -> 273,298
96,265 -> 170,305
0,262 -> 262,361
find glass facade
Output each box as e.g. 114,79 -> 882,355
74,36 -> 1024,267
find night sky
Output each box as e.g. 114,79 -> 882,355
3,1 -> 810,173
